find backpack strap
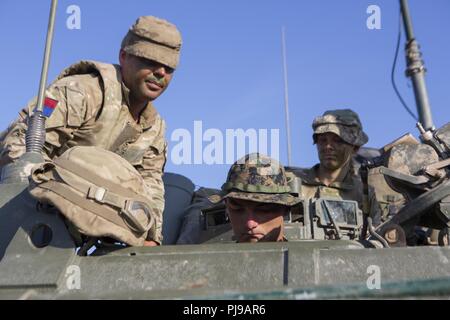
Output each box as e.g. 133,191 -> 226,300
38,180 -> 137,232
53,158 -> 154,233
54,157 -> 152,205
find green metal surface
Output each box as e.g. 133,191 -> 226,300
0,0 -> 449,301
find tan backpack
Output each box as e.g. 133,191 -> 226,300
29,146 -> 155,246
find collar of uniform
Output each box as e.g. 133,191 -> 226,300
302,164 -> 356,191
120,80 -> 158,130
139,102 -> 158,130
121,80 -> 132,108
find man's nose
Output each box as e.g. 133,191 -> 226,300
322,140 -> 334,150
245,212 -> 259,229
153,65 -> 167,77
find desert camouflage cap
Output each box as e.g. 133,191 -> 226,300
312,109 -> 369,147
209,153 -> 301,206
121,16 -> 182,69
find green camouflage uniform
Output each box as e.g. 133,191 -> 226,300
177,153 -> 300,244
289,109 -> 380,220
207,153 -> 301,242
290,164 -> 365,204
0,16 -> 182,244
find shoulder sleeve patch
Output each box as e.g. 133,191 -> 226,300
42,97 -> 58,117
33,97 -> 58,118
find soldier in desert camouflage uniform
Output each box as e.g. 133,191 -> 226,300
0,16 -> 182,246
209,153 -> 301,243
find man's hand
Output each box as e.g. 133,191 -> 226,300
144,240 -> 159,247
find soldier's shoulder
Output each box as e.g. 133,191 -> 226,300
51,73 -> 104,111
285,165 -> 317,182
53,73 -> 102,93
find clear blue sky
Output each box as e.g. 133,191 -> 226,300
0,0 -> 449,189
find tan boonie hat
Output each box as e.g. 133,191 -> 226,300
121,16 -> 182,69
208,153 -> 301,207
312,109 -> 369,147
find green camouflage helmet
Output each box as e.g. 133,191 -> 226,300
209,153 -> 301,206
312,109 -> 369,147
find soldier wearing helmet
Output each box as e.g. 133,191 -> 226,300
209,153 -> 301,243
0,16 -> 182,246
288,109 -> 380,229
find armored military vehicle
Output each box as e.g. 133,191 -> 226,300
0,0 -> 449,299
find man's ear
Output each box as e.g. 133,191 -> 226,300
119,49 -> 127,66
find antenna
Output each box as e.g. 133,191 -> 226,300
281,26 -> 292,166
25,0 -> 58,153
399,0 -> 434,130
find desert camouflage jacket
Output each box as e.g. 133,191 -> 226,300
0,60 -> 167,243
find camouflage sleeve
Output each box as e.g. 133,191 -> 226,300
0,75 -> 101,166
135,120 -> 167,244
366,185 -> 384,227
0,117 -> 27,167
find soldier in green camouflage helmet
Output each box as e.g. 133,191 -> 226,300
312,109 -> 368,148
288,109 -> 380,225
0,16 -> 182,246
210,153 -> 301,243
310,109 -> 368,186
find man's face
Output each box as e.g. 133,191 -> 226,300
225,198 -> 288,243
316,132 -> 357,170
119,50 -> 174,102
